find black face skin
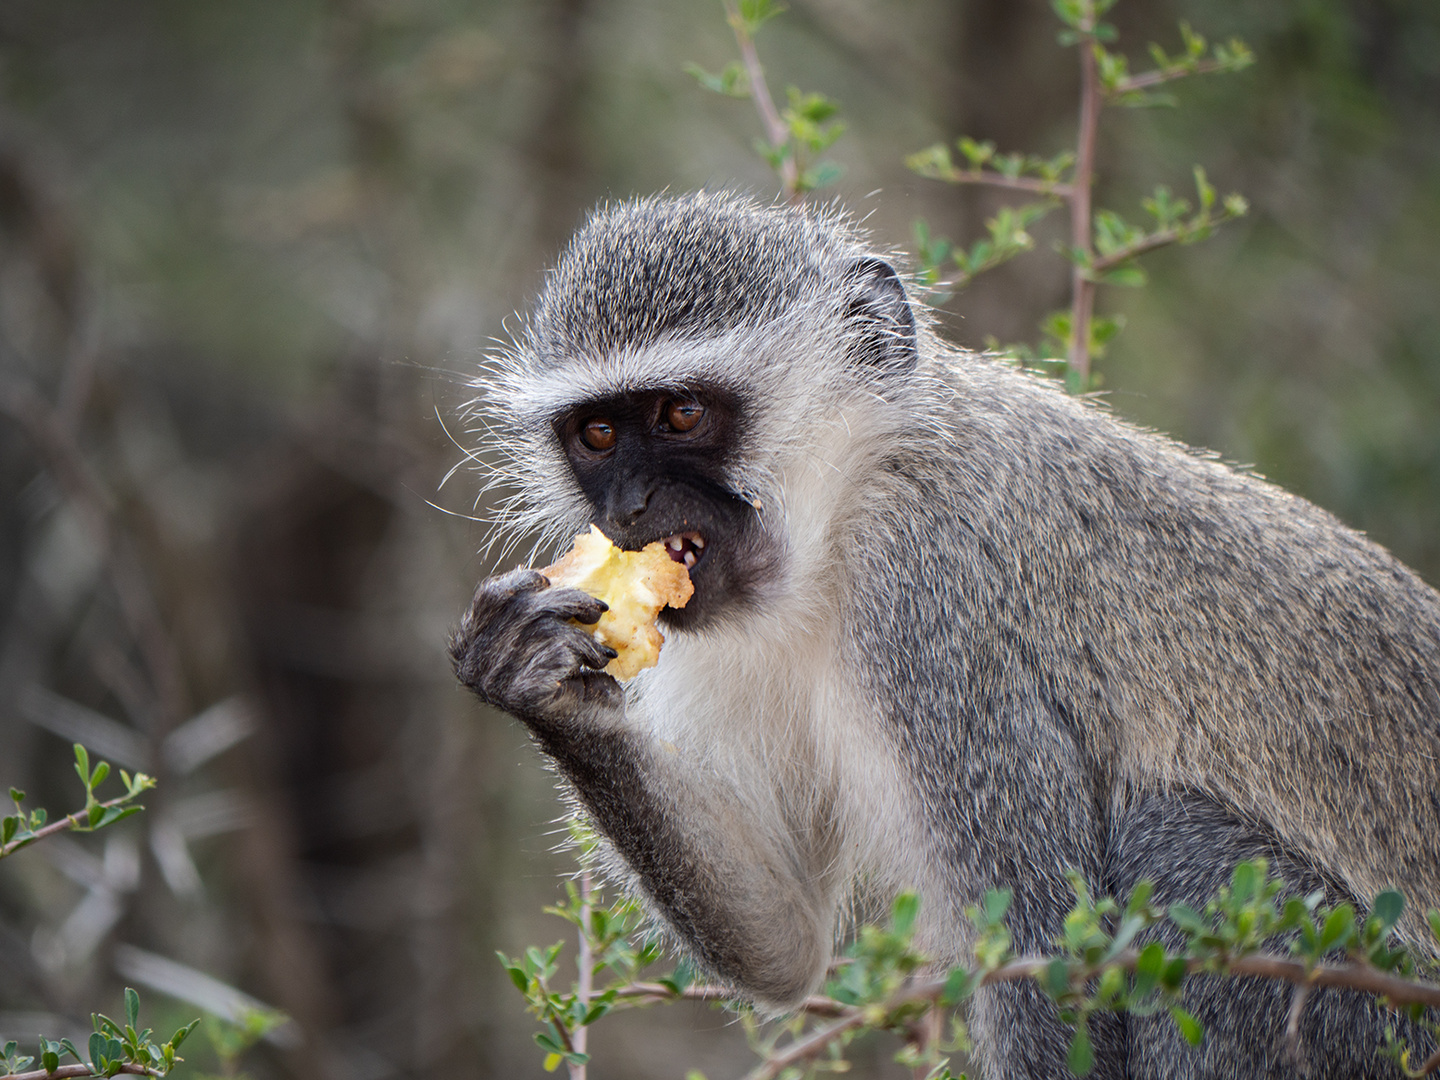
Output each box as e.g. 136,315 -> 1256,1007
553,386 -> 781,629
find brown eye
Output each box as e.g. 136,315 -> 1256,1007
580,418 -> 616,451
666,400 -> 705,433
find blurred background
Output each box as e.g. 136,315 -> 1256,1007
0,0 -> 1435,1077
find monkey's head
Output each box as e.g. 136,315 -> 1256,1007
481,192 -> 920,630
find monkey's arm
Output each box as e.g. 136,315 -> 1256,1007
450,570 -> 833,1006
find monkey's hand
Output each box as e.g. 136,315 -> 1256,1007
450,568 -> 622,728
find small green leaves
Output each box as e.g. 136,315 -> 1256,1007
891,891 -> 921,938
733,0 -> 784,37
1068,1024 -> 1095,1075
2,744 -> 155,861
906,139 -> 1073,191
1,1039 -> 37,1077
1170,1005 -> 1205,1046
684,60 -> 748,97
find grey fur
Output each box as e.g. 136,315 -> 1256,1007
453,191 -> 1440,1078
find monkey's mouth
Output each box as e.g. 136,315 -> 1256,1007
661,532 -> 706,572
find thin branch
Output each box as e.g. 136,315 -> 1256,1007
1090,227 -> 1185,273
722,1 -> 798,199
3,1064 -> 162,1080
0,790 -> 149,860
742,949 -> 1440,1080
1284,982 -> 1311,1072
611,982 -> 849,1019
568,870 -> 593,1080
1088,207 -> 1244,275
922,169 -> 1074,200
741,1004 -> 872,1080
1067,33 -> 1103,384
974,950 -> 1440,1009
1413,1044 -> 1440,1078
1109,57 -> 1242,95
1220,953 -> 1440,1010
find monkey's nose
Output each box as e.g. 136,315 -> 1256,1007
606,481 -> 653,526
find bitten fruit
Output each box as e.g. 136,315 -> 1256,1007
542,526 -> 694,680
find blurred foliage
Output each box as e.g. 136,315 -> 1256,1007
0,2 -> 1436,1080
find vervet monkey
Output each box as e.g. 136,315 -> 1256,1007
451,192 -> 1440,1078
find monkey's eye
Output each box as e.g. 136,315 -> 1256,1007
580,418 -> 616,452
664,399 -> 705,433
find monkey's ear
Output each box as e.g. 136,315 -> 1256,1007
843,257 -> 917,375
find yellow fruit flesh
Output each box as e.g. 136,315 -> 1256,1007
542,526 -> 694,680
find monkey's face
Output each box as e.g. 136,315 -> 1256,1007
553,384 -> 781,630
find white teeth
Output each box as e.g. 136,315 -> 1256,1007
668,537 -> 684,551
683,551 -> 697,569
691,535 -> 705,549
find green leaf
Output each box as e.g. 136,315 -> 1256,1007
662,957 -> 695,995
1160,957 -> 1188,991
1067,1025 -> 1094,1075
1370,891 -> 1405,935
74,744 -> 92,790
891,892 -> 920,937
42,1047 -> 59,1074
1099,264 -> 1147,288
94,805 -> 143,830
1169,904 -> 1207,936
168,1020 -> 199,1050
8,789 -> 22,804
94,1014 -> 121,1039
88,803 -> 105,828
1319,905 -> 1356,953
981,888 -> 1013,926
940,966 -> 975,1005
684,61 -> 748,98
1132,942 -> 1165,998
1170,1005 -> 1204,1046
1042,957 -> 1070,999
1125,880 -> 1154,918
125,987 -> 140,1030
91,762 -> 110,790
800,161 -> 844,191
1231,861 -> 1261,902
1096,964 -> 1125,1004
957,137 -> 995,167
1,817 -> 16,847
88,1032 -> 106,1070
738,0 -> 784,34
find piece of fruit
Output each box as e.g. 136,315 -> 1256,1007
542,526 -> 694,680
